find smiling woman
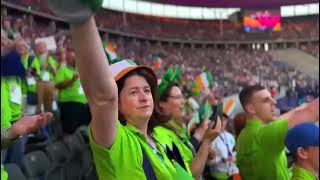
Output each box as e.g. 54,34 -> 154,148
154,70 -> 222,179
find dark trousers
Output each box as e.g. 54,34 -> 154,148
59,102 -> 91,134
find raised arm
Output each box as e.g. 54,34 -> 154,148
2,113 -> 52,149
280,98 -> 319,129
70,17 -> 118,148
190,118 -> 222,179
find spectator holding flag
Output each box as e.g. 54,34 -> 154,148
152,56 -> 162,76
154,66 -> 222,179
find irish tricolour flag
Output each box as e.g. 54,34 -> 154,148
152,56 -> 162,71
192,72 -> 213,95
104,42 -> 120,64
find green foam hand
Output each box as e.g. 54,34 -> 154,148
44,0 -> 103,24
158,66 -> 182,98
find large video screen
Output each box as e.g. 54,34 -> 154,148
244,9 -> 281,33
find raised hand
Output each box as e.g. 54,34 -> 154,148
203,116 -> 222,142
10,112 -> 53,136
193,119 -> 209,141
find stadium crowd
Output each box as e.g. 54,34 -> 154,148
2,0 -> 320,41
2,9 -> 319,99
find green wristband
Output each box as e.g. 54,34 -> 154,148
79,0 -> 103,12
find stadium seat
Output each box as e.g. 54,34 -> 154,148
75,126 -> 89,144
61,134 -> 86,180
22,151 -> 51,179
3,163 -> 27,180
44,141 -> 70,164
63,134 -> 85,157
25,133 -> 50,154
48,117 -> 63,141
64,157 -> 82,180
79,147 -> 94,179
44,165 -> 66,180
84,166 -> 98,180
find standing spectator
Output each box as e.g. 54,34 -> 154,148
156,83 -> 222,179
1,32 -> 52,167
55,51 -> 91,134
236,85 -> 319,180
34,41 -> 58,113
15,38 -> 38,115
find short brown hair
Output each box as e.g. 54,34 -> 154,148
239,85 -> 265,112
116,68 -> 167,132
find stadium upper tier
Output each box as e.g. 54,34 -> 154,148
95,10 -> 319,41
146,0 -> 319,8
1,1 -> 319,97
1,0 -> 319,42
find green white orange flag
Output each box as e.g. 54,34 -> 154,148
152,56 -> 162,71
192,71 -> 214,95
104,42 -> 120,64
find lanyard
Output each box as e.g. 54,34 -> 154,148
219,133 -> 233,157
148,143 -> 168,169
178,136 -> 196,156
147,134 -> 168,169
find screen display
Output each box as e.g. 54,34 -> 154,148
244,9 -> 281,33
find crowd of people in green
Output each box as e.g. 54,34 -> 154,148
1,1 -> 319,180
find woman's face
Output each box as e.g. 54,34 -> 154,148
160,86 -> 185,119
119,75 -> 154,124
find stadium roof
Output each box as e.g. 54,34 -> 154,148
145,0 -> 320,8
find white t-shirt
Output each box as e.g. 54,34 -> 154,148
208,131 -> 239,176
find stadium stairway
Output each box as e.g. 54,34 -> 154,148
271,48 -> 319,80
